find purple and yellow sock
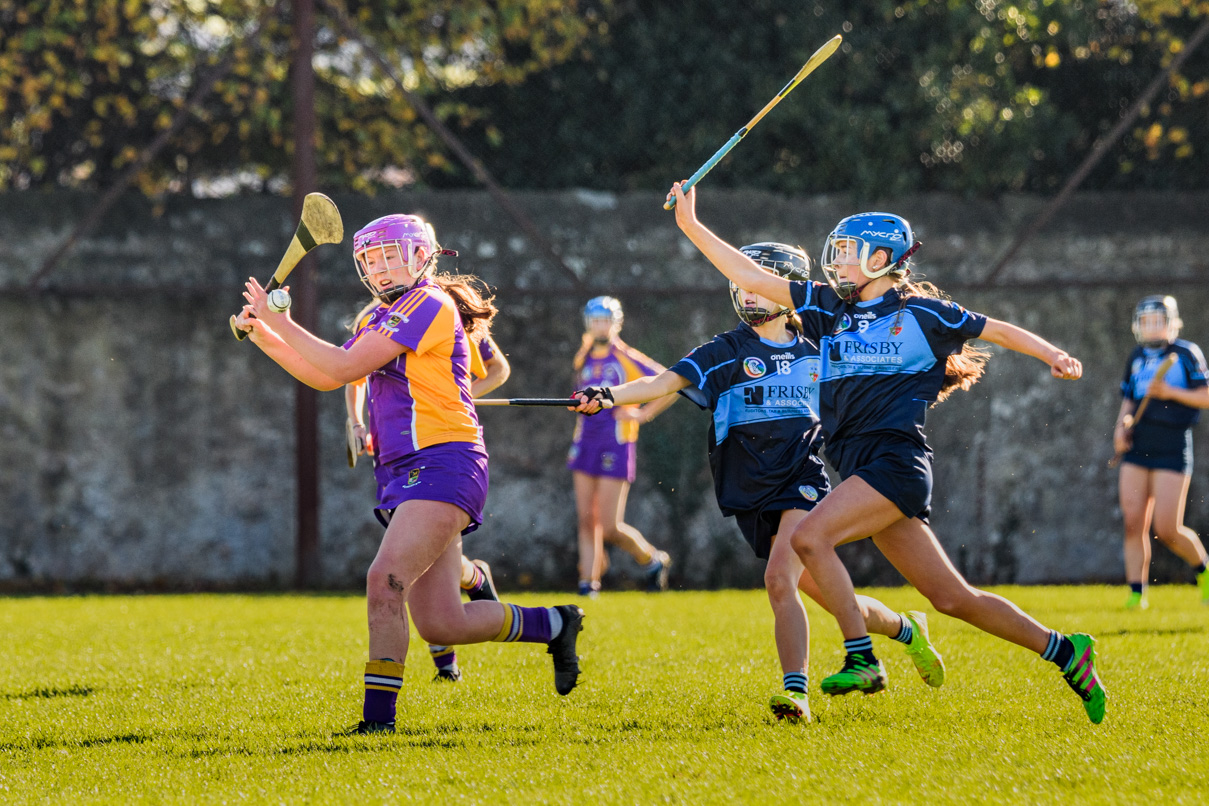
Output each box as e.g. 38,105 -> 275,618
460,562 -> 486,594
492,603 -> 562,643
428,644 -> 458,672
363,659 -> 404,724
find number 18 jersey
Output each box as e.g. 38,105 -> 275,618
670,323 -> 826,516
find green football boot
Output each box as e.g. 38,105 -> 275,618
821,655 -> 888,696
902,611 -> 945,688
769,691 -> 811,723
1124,590 -> 1149,610
1061,633 -> 1107,724
1197,568 -> 1209,605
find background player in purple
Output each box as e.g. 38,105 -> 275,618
668,181 -> 1107,725
1115,295 -> 1209,609
569,296 -> 677,596
235,213 -> 583,734
573,244 -> 945,724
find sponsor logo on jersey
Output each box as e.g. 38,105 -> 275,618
745,385 -> 813,406
770,353 -> 795,361
798,485 -> 819,502
743,357 -> 767,378
832,314 -> 852,335
853,312 -> 876,319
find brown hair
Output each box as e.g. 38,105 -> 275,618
895,278 -> 991,404
431,271 -> 497,343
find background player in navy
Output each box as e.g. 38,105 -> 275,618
1115,295 -> 1209,609
667,181 -> 1107,725
573,243 -> 945,724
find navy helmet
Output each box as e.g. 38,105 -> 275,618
1132,295 -> 1181,347
733,243 -> 811,325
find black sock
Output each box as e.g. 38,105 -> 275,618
1129,582 -> 1144,595
1195,562 -> 1207,575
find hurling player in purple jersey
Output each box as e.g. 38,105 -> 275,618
346,307 -> 508,682
666,181 -> 1106,725
573,244 -> 945,724
569,297 -> 677,597
1115,295 -> 1209,609
236,213 -> 583,734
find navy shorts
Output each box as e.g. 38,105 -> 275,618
828,435 -> 933,521
1123,421 -> 1193,475
373,442 -> 489,535
732,468 -> 831,560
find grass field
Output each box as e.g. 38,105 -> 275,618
1,586 -> 1206,804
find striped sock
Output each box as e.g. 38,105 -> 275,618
892,614 -> 914,645
460,562 -> 485,593
1040,630 -> 1076,671
428,644 -> 457,671
843,635 -> 876,663
363,659 -> 404,724
492,603 -> 559,643
782,672 -> 808,694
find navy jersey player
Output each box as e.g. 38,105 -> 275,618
573,243 -> 945,724
1115,295 -> 1209,609
667,181 -> 1107,725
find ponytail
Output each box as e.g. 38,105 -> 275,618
895,278 -> 991,403
431,271 -> 497,342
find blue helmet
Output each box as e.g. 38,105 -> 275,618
820,212 -> 921,301
1132,295 -> 1181,346
583,296 -> 623,329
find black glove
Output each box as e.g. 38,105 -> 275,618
574,386 -> 614,415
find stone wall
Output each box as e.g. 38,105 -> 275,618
1,189 -> 1206,590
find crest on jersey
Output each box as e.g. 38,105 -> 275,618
402,468 -> 422,488
809,370 -> 819,383
798,485 -> 819,502
832,314 -> 853,335
385,313 -> 404,329
890,324 -> 903,336
743,357 -> 767,378
601,453 -> 616,471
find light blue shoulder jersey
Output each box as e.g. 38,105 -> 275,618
789,281 -> 987,446
1122,339 -> 1208,428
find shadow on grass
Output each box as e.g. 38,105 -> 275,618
174,722 -> 547,758
0,733 -> 150,751
2,684 -> 94,700
1098,625 -> 1207,637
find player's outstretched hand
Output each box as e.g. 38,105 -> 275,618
571,387 -> 614,415
242,277 -> 290,326
1050,351 -> 1082,380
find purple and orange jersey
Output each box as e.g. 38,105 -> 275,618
571,342 -> 663,447
343,278 -> 482,464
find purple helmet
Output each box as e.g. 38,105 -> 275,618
352,214 -> 456,303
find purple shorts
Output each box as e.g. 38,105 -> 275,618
374,442 -> 489,535
567,427 -> 636,483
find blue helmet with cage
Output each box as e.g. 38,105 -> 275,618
583,296 -> 623,329
1132,295 -> 1181,347
733,243 -> 811,325
820,212 -> 921,302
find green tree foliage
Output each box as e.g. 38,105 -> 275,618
0,0 -> 609,195
445,0 -> 1209,197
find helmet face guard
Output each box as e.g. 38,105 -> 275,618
352,214 -> 456,304
583,296 -> 624,333
1132,295 -> 1181,347
734,243 -> 811,325
820,213 -> 919,302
